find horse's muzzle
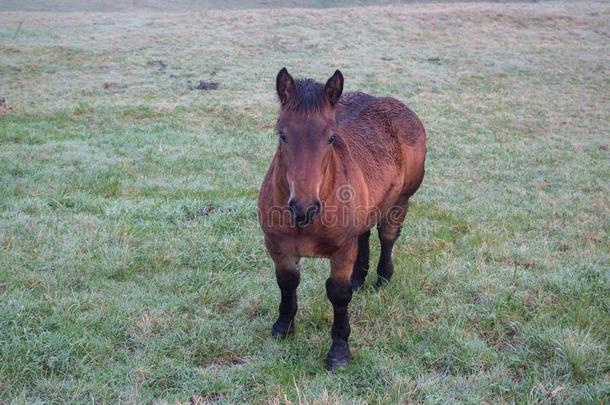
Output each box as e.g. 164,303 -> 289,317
288,199 -> 321,226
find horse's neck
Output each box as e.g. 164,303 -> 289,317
320,148 -> 348,202
325,138 -> 368,206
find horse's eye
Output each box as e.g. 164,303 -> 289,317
279,130 -> 286,142
328,134 -> 336,144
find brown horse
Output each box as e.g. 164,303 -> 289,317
258,68 -> 426,371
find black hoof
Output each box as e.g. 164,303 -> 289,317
326,341 -> 351,372
327,356 -> 350,372
271,319 -> 294,338
375,275 -> 391,289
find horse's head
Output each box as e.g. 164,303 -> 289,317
275,68 -> 343,226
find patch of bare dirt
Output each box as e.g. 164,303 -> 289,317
490,12 -> 586,31
189,80 -> 220,91
245,301 -> 261,319
147,59 -> 167,70
102,82 -> 128,89
0,97 -> 12,114
189,393 -> 222,404
134,310 -> 161,339
183,204 -> 216,220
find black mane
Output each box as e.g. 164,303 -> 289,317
284,79 -> 329,113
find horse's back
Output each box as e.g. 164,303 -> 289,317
337,91 -> 426,201
338,91 -> 425,146
336,92 -> 377,125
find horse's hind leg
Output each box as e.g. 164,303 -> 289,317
350,229 -> 371,289
376,201 -> 408,288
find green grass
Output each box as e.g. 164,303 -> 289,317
1,1 -> 609,403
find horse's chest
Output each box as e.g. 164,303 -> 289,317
273,233 -> 342,258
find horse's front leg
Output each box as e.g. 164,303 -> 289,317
326,239 -> 357,371
266,241 -> 300,338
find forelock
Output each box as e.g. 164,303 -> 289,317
283,79 -> 329,113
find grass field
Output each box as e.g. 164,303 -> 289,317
1,1 -> 609,403
0,0 -> 506,12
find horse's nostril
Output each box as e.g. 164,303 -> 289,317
306,201 -> 321,219
289,199 -> 320,225
289,199 -> 304,220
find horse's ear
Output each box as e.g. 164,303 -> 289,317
324,69 -> 343,106
276,67 -> 295,106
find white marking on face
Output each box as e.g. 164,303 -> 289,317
288,180 -> 295,205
